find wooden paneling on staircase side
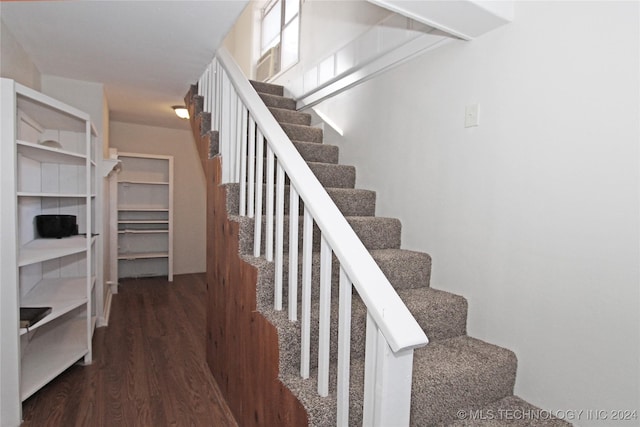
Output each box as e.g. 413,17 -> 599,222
187,86 -> 307,426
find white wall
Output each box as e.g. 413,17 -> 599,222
315,1 -> 639,424
223,2 -> 259,79
0,18 -> 41,90
109,121 -> 206,275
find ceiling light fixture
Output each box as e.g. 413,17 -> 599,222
172,105 -> 189,119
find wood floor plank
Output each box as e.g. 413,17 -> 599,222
20,273 -> 238,427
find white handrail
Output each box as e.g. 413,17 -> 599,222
199,47 -> 428,425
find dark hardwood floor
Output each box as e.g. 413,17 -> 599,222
21,274 -> 238,427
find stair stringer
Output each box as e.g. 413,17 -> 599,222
187,88 -> 309,426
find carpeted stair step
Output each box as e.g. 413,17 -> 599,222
266,286 -> 468,375
235,215 -> 402,255
270,107 -> 312,126
259,92 -> 296,110
225,184 -> 376,217
256,158 -> 354,188
372,248 -> 432,290
250,80 -> 284,97
249,138 -> 338,164
293,140 -> 339,164
269,249 -> 432,306
409,336 -> 518,425
281,123 -> 323,143
307,162 -> 355,188
280,335 -> 518,426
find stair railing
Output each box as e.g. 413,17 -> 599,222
198,47 -> 428,426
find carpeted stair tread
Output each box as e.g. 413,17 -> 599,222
307,161 -> 356,189
279,335 -> 517,426
319,187 -> 375,216
292,140 -> 339,164
266,286 -> 468,376
267,249 -> 432,304
371,248 -> 432,290
234,215 -> 402,255
224,184 -> 375,217
256,159 -> 355,188
409,336 -> 518,425
446,395 -> 572,426
281,123 -> 324,144
252,248 -> 432,313
399,287 -> 467,341
270,107 -> 312,126
259,92 -> 296,110
250,80 -> 284,96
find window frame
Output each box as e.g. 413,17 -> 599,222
259,0 -> 300,74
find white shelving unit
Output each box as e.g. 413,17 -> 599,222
0,78 -> 100,426
116,153 -> 173,281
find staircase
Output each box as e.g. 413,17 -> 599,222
186,54 -> 570,426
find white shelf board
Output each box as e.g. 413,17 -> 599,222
20,277 -> 89,336
118,180 -> 169,186
118,207 -> 169,212
19,236 -> 90,267
17,192 -> 89,198
20,317 -> 88,401
17,140 -> 87,165
118,229 -> 169,234
117,220 -> 169,224
118,252 -> 169,260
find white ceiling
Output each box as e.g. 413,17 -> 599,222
1,0 -> 249,130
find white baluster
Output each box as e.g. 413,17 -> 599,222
228,89 -> 238,182
247,116 -> 256,218
239,107 -> 248,216
220,72 -> 231,183
234,95 -> 243,183
274,162 -> 285,311
265,145 -> 275,261
300,207 -> 313,379
253,129 -> 264,257
288,185 -> 299,321
214,62 -> 222,132
336,266 -> 352,426
318,234 -> 332,397
209,62 -> 214,113
363,313 -> 378,427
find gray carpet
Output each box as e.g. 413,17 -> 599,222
222,79 -> 571,426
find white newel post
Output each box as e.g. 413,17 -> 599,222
363,313 -> 415,427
